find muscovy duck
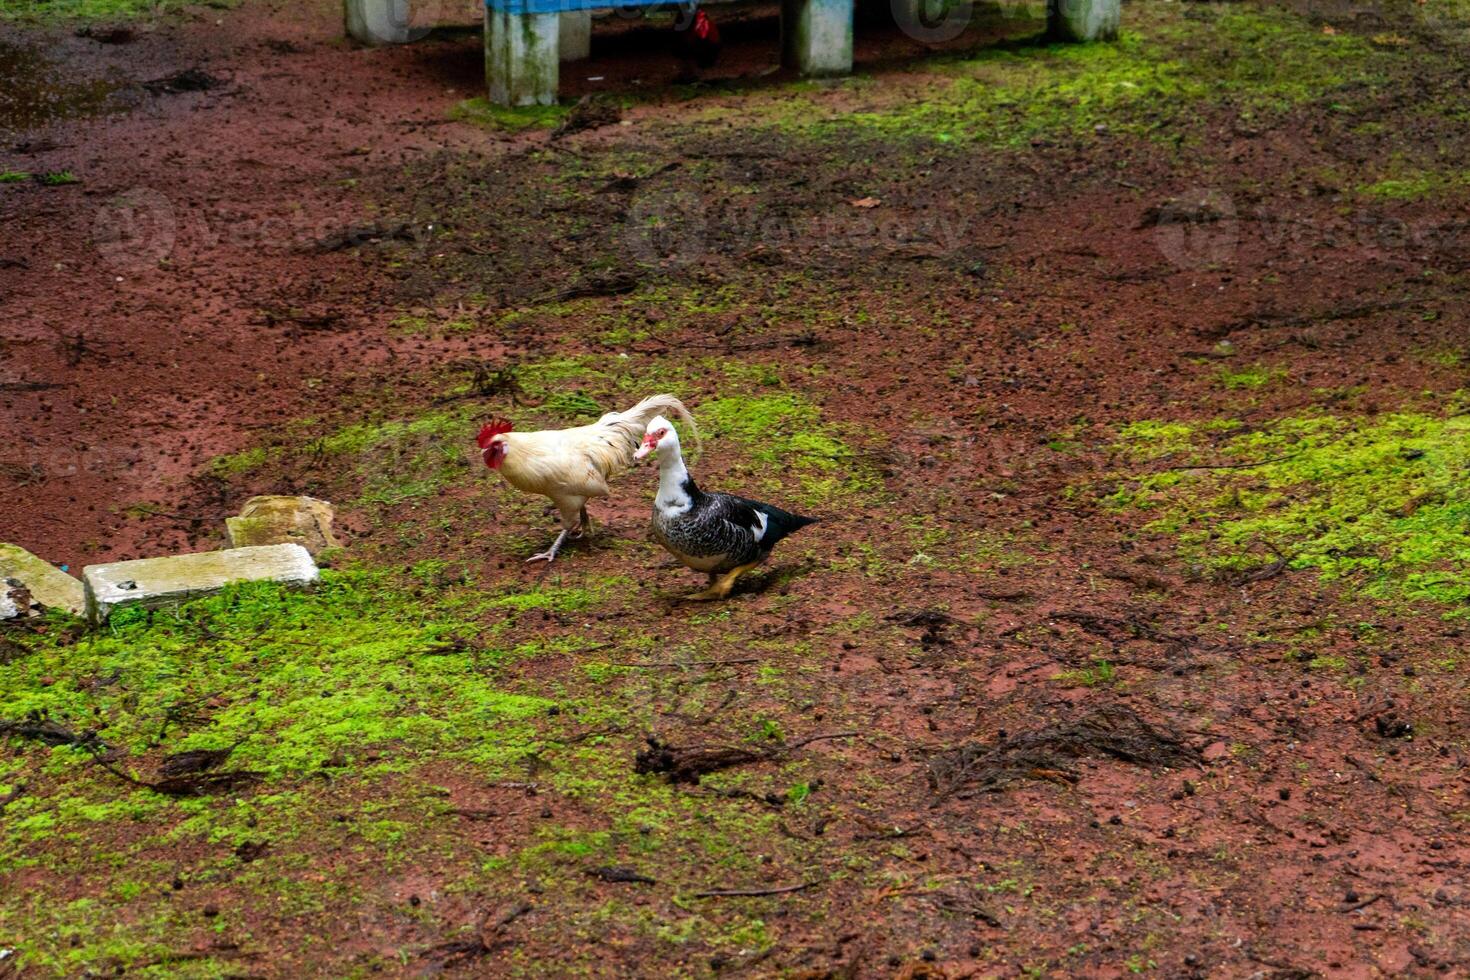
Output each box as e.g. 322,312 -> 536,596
633,415 -> 817,600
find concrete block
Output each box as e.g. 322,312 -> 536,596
0,543 -> 85,616
226,496 -> 341,555
782,0 -> 854,77
559,10 -> 591,62
485,5 -> 559,106
83,544 -> 319,624
1048,0 -> 1119,42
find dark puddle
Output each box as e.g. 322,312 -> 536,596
0,39 -> 121,137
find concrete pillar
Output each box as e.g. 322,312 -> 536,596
781,0 -> 854,77
559,9 -> 591,61
344,0 -> 418,44
485,4 -> 560,106
1048,0 -> 1119,41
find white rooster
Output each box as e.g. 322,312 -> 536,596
477,394 -> 700,562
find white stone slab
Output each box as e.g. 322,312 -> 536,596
83,544 -> 319,624
225,495 -> 340,555
0,544 -> 85,616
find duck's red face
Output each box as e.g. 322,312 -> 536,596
477,419 -> 512,469
633,426 -> 669,461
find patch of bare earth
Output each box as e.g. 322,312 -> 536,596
4,0 -> 1470,976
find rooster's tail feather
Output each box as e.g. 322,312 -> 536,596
612,394 -> 702,457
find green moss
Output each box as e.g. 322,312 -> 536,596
1360,170 -> 1470,200
0,572 -> 554,789
484,579 -> 624,614
1115,419 -> 1240,460
698,394 -> 879,504
1052,659 -> 1118,688
312,409 -> 476,506
743,7 -> 1389,147
541,390 -> 605,421
1217,363 -> 1288,390
0,170 -> 30,183
207,445 -> 275,478
36,171 -> 79,186
1113,399 -> 1470,611
0,0 -> 216,20
450,98 -> 569,132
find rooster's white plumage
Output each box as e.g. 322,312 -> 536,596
478,394 -> 700,562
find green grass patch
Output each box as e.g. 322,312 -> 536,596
1217,363 -> 1288,390
1360,169 -> 1470,200
313,409 -> 476,507
450,98 -> 570,132
698,393 -> 880,505
745,6 -> 1390,147
0,170 -> 30,183
0,0 -> 230,20
0,572 -> 553,784
1111,399 -> 1470,611
1052,659 -> 1118,688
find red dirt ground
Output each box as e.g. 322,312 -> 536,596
4,0 -> 1470,976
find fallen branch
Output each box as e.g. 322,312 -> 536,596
1049,611 -> 1193,649
928,705 -> 1199,801
973,589 -> 1033,602
530,272 -> 639,305
635,731 -> 856,783
693,881 -> 815,899
1198,298 -> 1413,342
921,891 -> 1004,928
309,221 -> 416,253
0,715 -> 109,751
1,714 -> 261,797
1147,449 -> 1306,474
0,381 -> 64,392
257,308 -> 344,330
611,657 -> 760,669
587,866 -> 655,884
423,901 -> 533,965
1341,893 -> 1385,913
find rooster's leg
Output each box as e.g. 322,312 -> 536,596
577,505 -> 593,537
526,528 -> 571,564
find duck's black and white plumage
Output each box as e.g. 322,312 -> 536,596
634,415 -> 817,600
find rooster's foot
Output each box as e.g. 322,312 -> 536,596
527,529 -> 571,563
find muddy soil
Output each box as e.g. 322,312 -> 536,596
2,0 -> 1470,977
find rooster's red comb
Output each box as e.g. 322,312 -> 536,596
477,418 -> 513,449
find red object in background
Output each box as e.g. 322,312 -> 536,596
675,8 -> 722,71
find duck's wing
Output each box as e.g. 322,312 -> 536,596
703,492 -> 768,546
720,494 -> 817,547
